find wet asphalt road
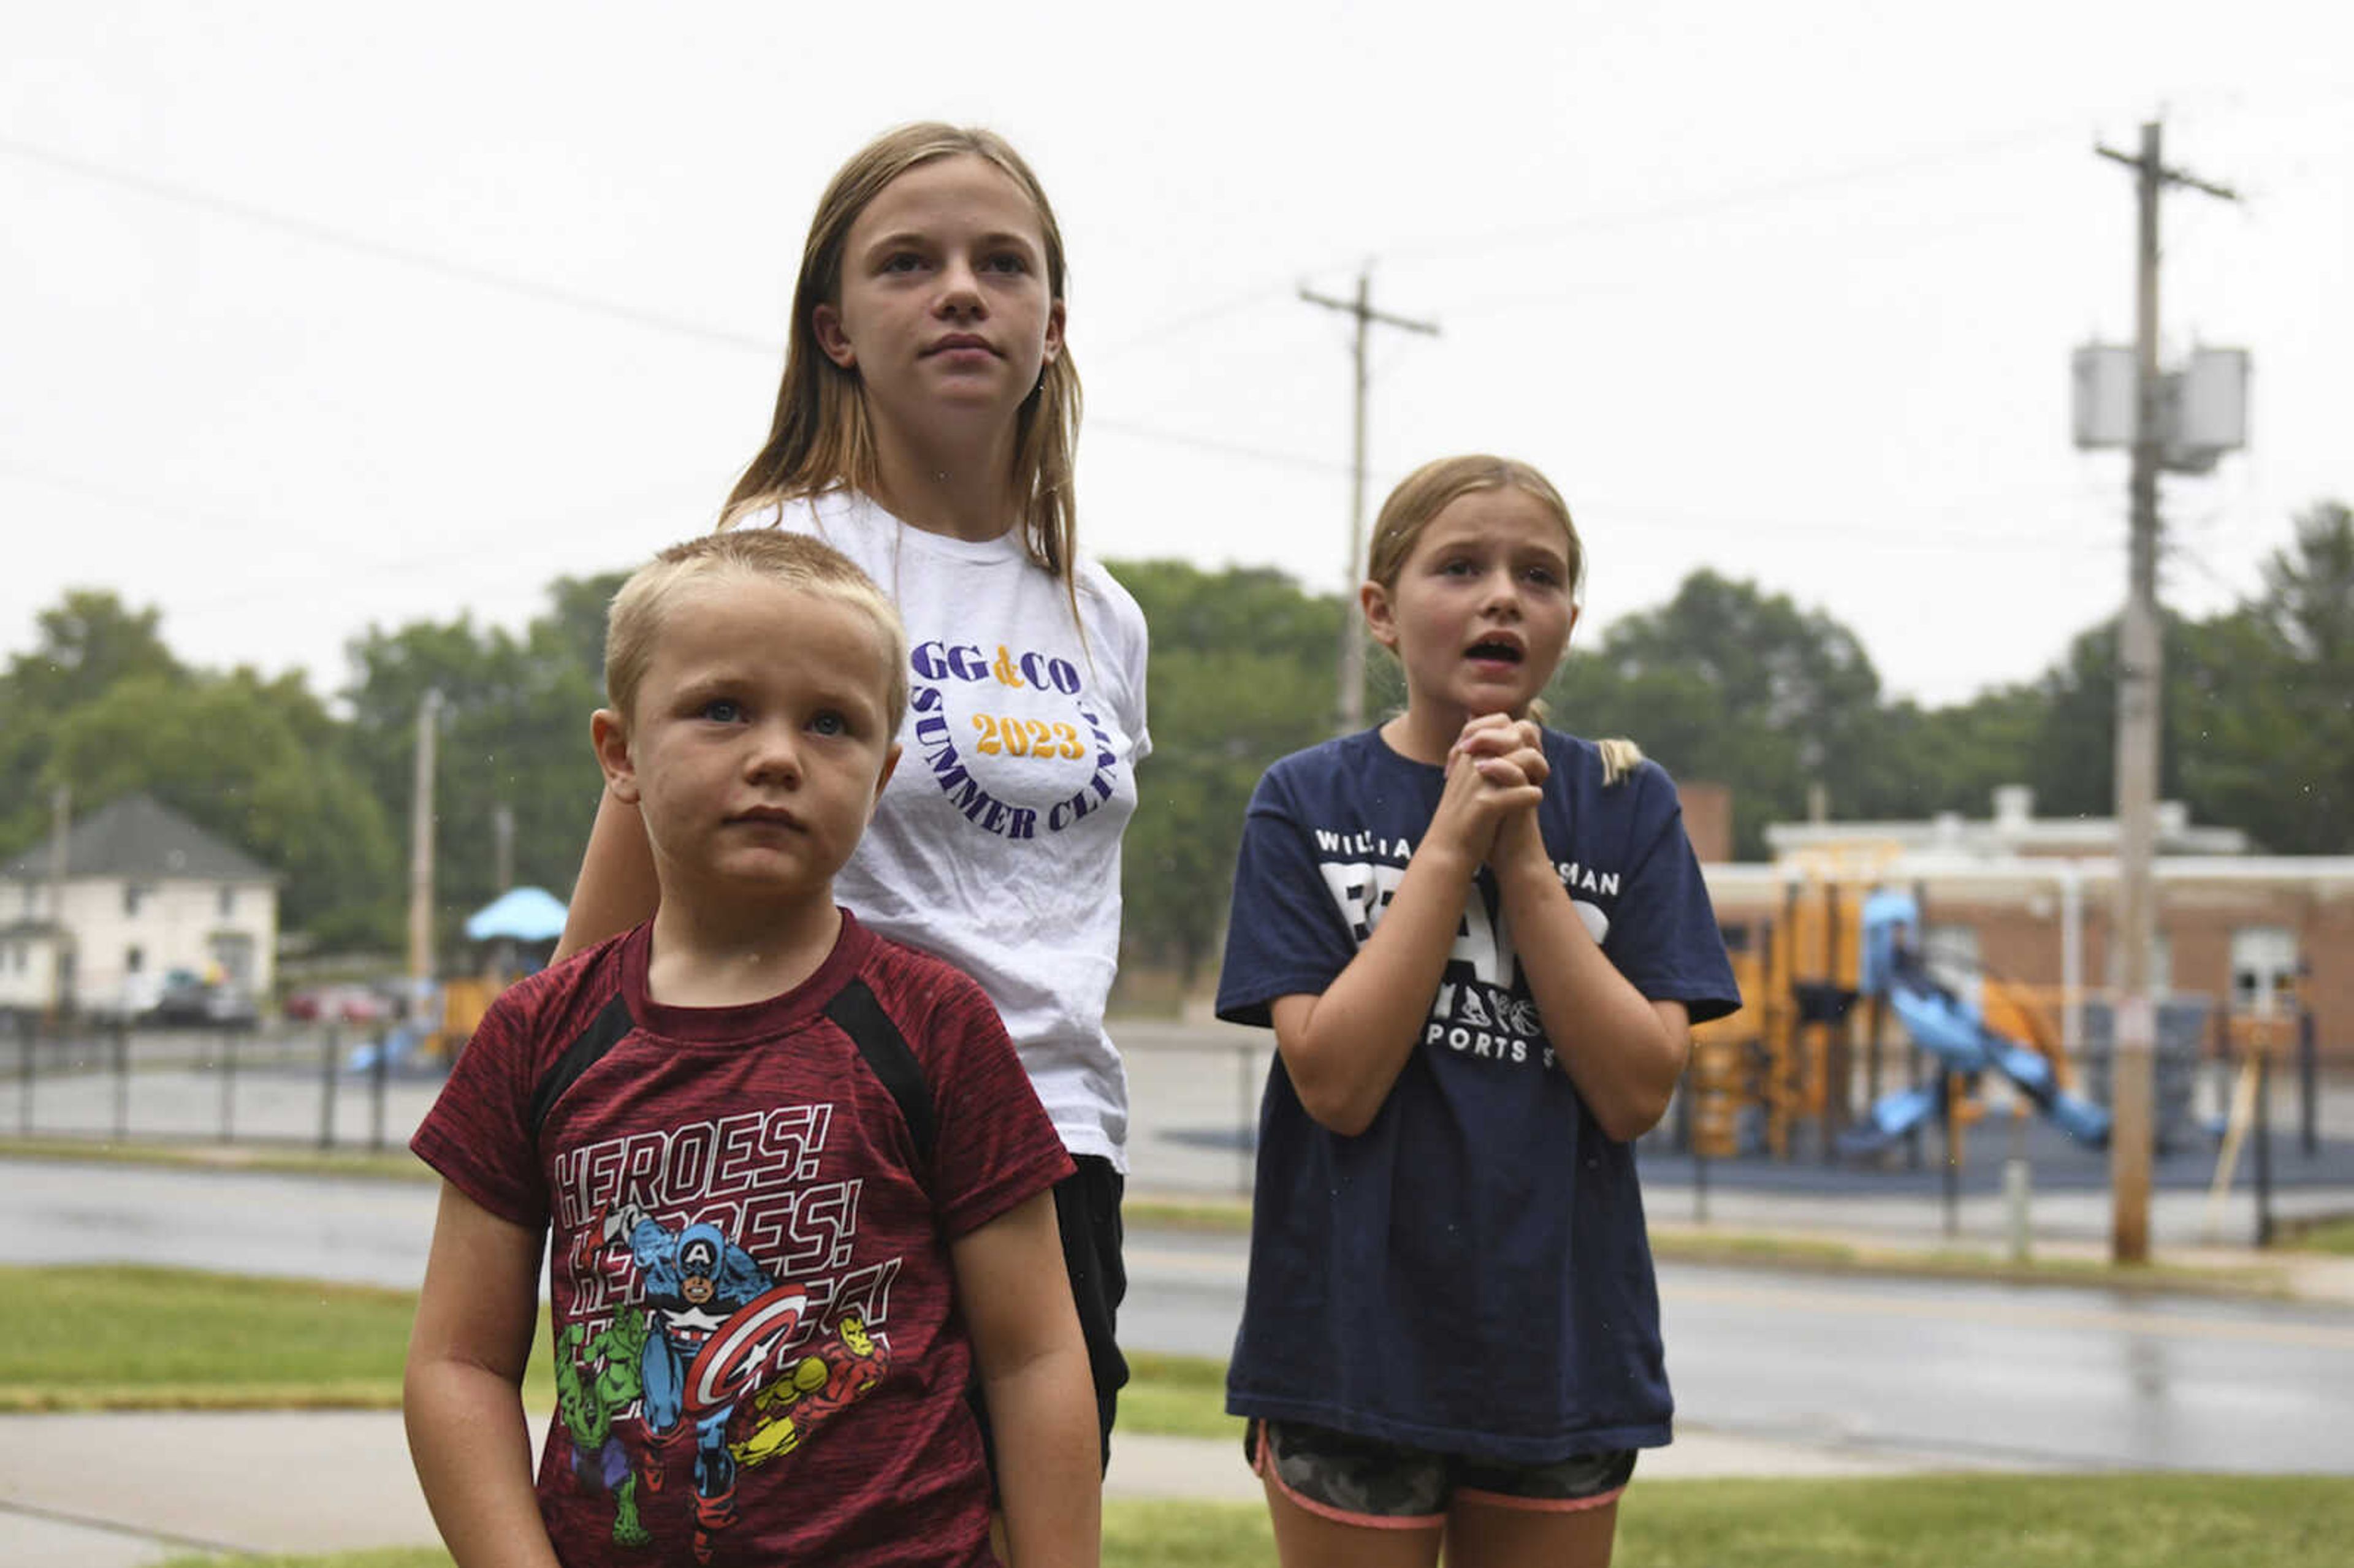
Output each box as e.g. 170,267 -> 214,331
9,1157 -> 2352,1474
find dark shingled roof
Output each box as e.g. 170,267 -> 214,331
0,794 -> 278,884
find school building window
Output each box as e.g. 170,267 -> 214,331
219,886 -> 235,917
123,883 -> 145,918
2231,927 -> 2298,1014
126,946 -> 145,974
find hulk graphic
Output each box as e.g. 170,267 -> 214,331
556,1308 -> 653,1548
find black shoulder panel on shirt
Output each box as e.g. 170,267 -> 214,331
824,976 -> 937,1174
528,992 -> 636,1142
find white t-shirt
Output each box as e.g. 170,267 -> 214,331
761,490 -> 1152,1169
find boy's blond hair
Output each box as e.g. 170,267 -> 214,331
604,531 -> 908,736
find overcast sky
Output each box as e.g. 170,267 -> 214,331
6,2 -> 2349,717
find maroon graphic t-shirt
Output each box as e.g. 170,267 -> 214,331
411,911 -> 1073,1567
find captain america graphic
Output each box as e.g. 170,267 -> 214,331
584,1201 -> 777,1561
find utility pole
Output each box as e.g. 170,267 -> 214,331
2095,121 -> 2237,1263
1301,267 -> 1438,733
492,802 -> 515,894
406,688 -> 444,988
45,783 -> 70,1025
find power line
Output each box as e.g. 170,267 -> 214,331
0,460 -> 280,541
0,132 -> 779,354
1373,120 -> 2092,268
1087,281 -> 1292,362
1367,91 -> 2352,275
0,134 -> 1379,476
2,126 -> 2318,581
1597,505 -> 2121,556
1439,205 -> 2062,321
1087,418 -> 1346,476
0,459 -> 703,623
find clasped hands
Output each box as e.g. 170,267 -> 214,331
1433,714 -> 1550,870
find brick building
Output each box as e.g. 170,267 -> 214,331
1692,785 -> 2354,1064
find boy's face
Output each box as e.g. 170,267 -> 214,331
594,578 -> 901,908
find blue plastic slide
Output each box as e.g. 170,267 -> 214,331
1875,962 -> 2111,1149
1837,1079 -> 1947,1156
1848,890 -> 2111,1153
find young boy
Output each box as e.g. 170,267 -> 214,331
403,531 -> 1100,1568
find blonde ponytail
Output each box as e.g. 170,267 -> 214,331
1598,737 -> 1645,788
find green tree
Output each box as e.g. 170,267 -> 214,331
0,592 -> 396,946
2176,501 -> 2354,852
340,576 -> 622,961
1544,571 -> 1887,855
544,571 -> 630,691
1110,562 -> 1344,987
2019,602 -> 2273,832
4,590 -> 182,714
1864,685 -> 2046,820
40,670 -> 399,946
0,591 -> 190,856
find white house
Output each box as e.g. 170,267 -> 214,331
0,794 -> 280,1018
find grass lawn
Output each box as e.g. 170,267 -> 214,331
0,1264 -> 1217,1428
1121,1349 -> 1243,1441
147,1479 -> 2354,1567
2282,1214 -> 2354,1255
0,1135 -> 431,1184
17,1266 -> 2348,1566
0,1265 -> 544,1412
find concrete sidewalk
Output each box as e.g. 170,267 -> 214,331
0,1409 -> 2003,1568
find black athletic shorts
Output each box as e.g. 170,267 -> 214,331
1247,1417 -> 1636,1524
969,1153 -> 1129,1483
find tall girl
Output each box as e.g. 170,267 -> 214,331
558,123 -> 1149,1469
1214,455 -> 1738,1567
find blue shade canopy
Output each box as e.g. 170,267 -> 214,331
463,886 -> 571,943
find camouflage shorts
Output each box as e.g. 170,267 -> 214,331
1246,1418 -> 1636,1523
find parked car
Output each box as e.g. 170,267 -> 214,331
112,972 -> 166,1021
148,970 -> 213,1026
204,986 -> 261,1027
148,970 -> 259,1028
283,984 -> 391,1026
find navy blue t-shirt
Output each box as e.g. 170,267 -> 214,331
1216,728 -> 1740,1463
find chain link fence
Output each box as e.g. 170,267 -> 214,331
1,1013 -> 441,1154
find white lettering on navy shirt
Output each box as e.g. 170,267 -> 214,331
1313,830 -> 1617,1071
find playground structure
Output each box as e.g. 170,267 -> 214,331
343,884 -> 568,1072
1836,888 -> 2112,1157
343,976 -> 501,1074
1680,852 -> 2318,1178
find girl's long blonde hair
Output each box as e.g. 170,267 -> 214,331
721,123 -> 1083,602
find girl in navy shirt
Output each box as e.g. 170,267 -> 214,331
1216,454 -> 1739,1567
